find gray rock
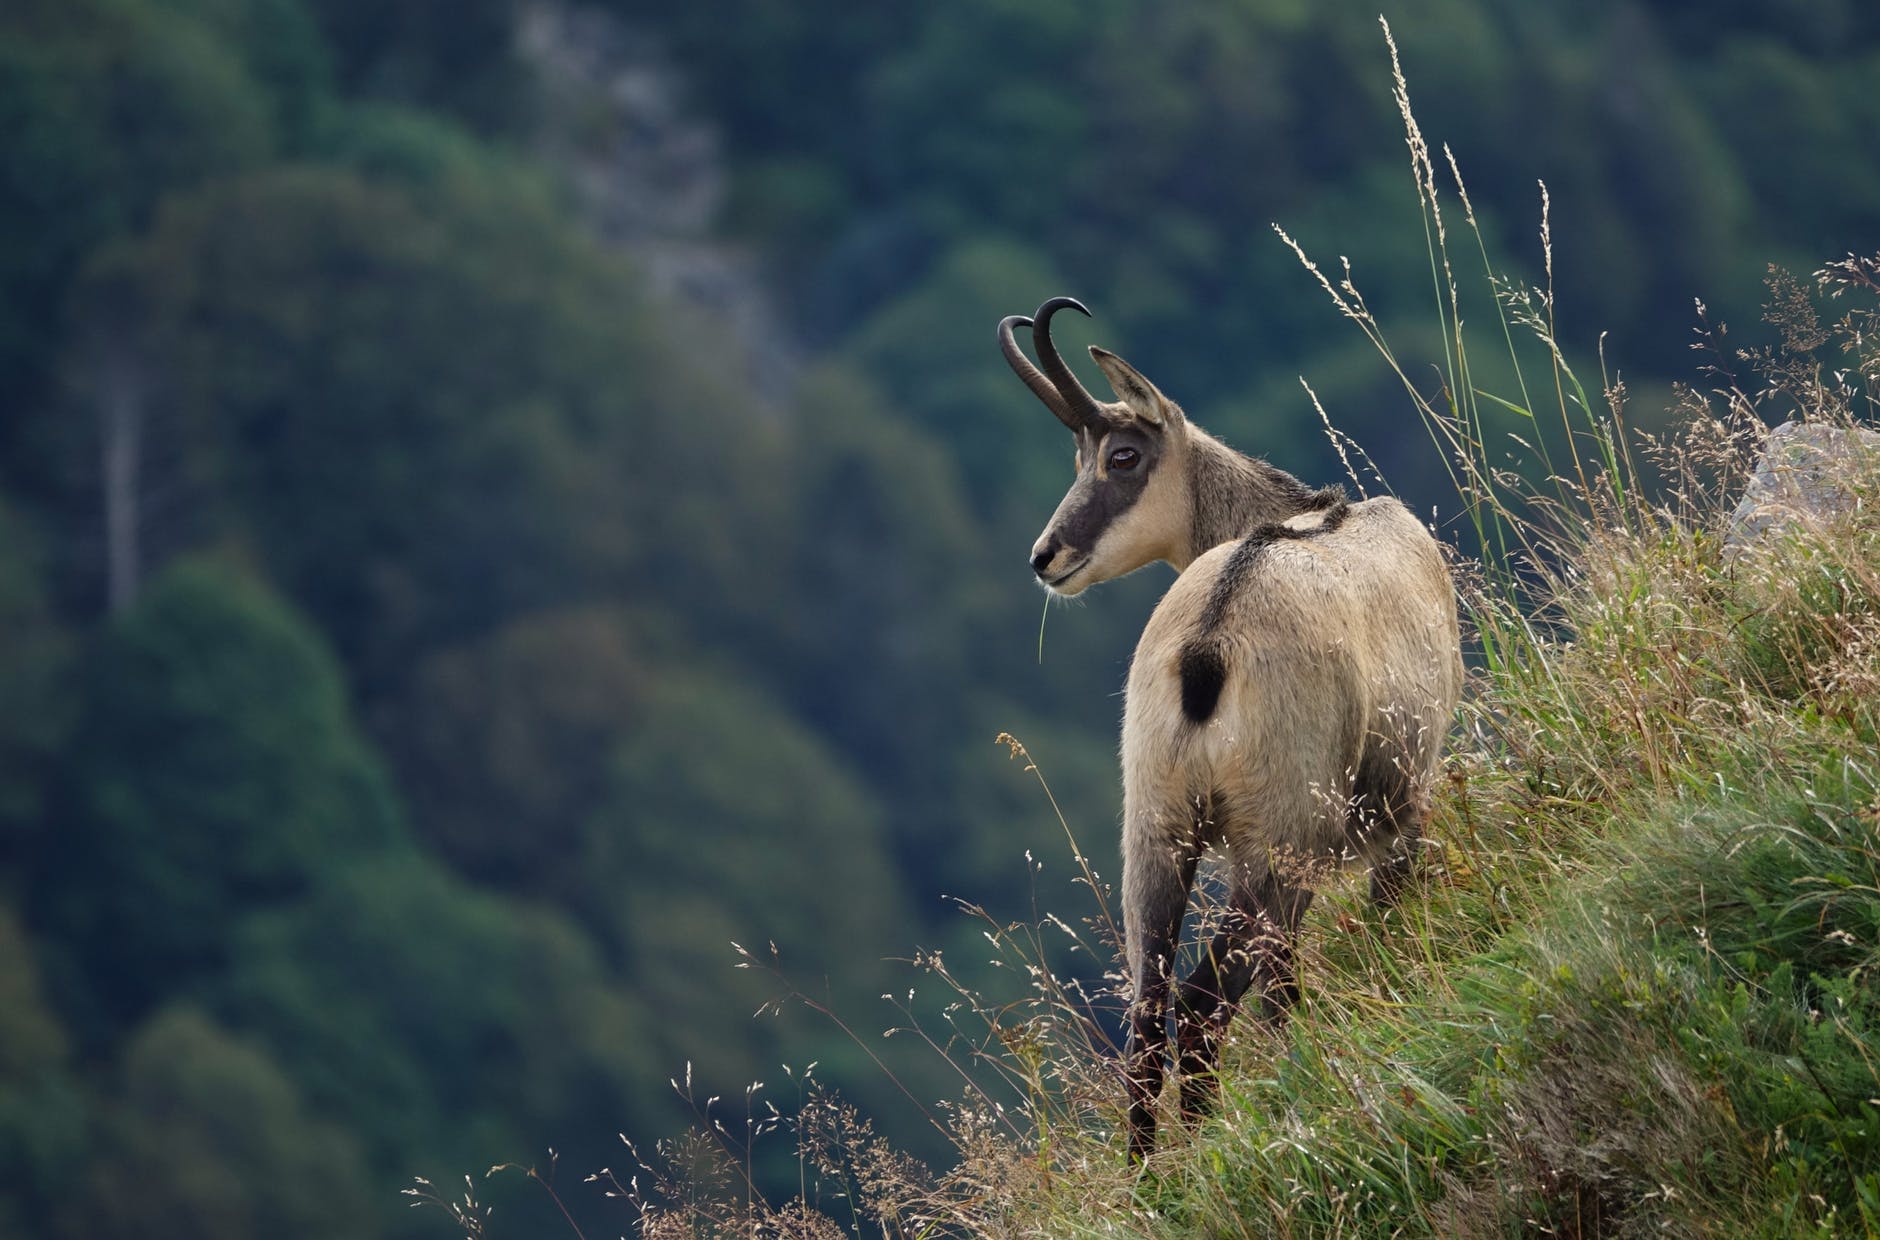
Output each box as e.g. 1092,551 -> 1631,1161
1724,421 -> 1880,561
516,1 -> 802,405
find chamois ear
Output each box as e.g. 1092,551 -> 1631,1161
1090,346 -> 1180,428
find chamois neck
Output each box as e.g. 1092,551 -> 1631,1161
1175,431 -> 1316,568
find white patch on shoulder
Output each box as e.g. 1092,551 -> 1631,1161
1281,507 -> 1334,534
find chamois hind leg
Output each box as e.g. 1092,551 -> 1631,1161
1121,796 -> 1201,1162
1173,865 -> 1313,1120
1368,826 -> 1419,908
1356,739 -> 1433,910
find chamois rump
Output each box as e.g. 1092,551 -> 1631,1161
998,297 -> 1463,1159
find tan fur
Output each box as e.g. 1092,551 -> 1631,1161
1119,496 -> 1462,980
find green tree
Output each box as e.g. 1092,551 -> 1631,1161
38,557 -> 405,1029
0,904 -> 85,1240
585,665 -> 909,986
300,0 -> 525,131
118,164 -> 783,692
67,1005 -> 377,1240
0,498 -> 72,887
580,664 -> 927,1123
599,0 -> 901,180
157,0 -> 334,150
843,238 -> 1073,514
0,0 -> 278,489
312,98 -> 500,190
1697,39 -> 1880,251
389,605 -> 650,887
760,365 -> 1006,875
217,858 -> 651,1182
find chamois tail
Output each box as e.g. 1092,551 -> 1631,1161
1178,642 -> 1226,724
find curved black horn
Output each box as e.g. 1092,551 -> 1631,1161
1030,297 -> 1108,430
997,314 -> 1081,431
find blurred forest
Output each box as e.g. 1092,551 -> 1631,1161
1,1 -> 1877,1235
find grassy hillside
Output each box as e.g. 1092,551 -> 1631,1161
536,74 -> 1880,1240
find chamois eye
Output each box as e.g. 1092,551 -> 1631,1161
1108,447 -> 1141,471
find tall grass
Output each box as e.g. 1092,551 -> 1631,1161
420,23 -> 1880,1239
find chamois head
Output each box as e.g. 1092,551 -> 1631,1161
999,298 -> 1191,596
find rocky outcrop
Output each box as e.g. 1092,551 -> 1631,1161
516,1 -> 799,403
1724,420 -> 1880,561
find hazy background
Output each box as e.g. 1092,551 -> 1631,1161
2,1 -> 1877,1235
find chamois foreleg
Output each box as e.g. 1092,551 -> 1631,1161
1121,801 -> 1200,1162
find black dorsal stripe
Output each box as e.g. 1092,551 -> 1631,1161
1179,486 -> 1350,725
1195,486 -> 1349,635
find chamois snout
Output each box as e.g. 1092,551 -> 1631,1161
1030,532 -> 1090,593
1029,534 -> 1060,577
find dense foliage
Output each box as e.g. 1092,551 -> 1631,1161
1,2 -> 1876,1236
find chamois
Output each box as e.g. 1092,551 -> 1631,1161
998,297 -> 1463,1159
